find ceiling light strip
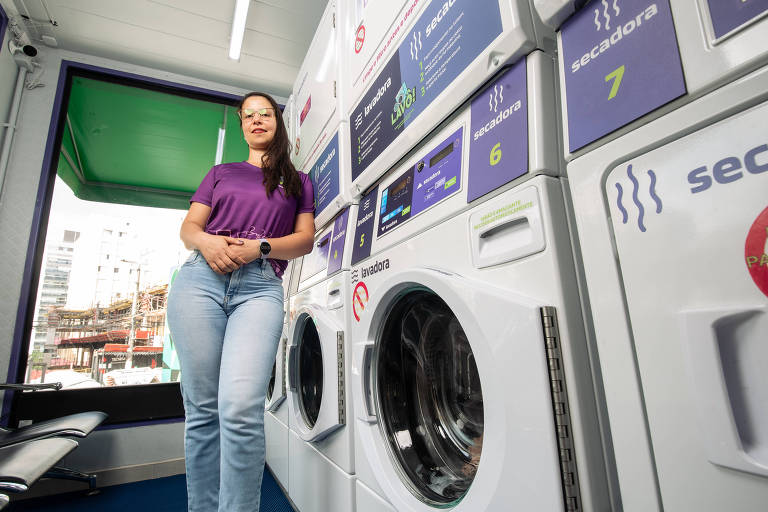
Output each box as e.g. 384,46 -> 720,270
228,0 -> 250,60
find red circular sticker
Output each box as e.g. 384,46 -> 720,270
352,281 -> 369,322
355,25 -> 365,54
745,205 -> 768,298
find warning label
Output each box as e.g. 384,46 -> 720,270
745,206 -> 768,298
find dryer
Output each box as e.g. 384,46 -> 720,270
340,0 -> 555,199
287,206 -> 360,512
347,56 -> 613,512
566,62 -> 768,512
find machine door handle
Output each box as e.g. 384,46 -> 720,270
680,306 -> 768,477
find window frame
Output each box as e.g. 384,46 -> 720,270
4,60 -> 245,427
0,5 -> 8,54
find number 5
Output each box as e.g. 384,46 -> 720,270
605,65 -> 625,100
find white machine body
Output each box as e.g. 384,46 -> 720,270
567,63 -> 768,511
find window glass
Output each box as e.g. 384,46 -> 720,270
27,176 -> 189,389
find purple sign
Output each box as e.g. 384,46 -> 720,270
351,186 -> 378,265
560,0 -> 686,152
311,132 -> 340,216
468,62 -> 528,202
327,208 -> 350,276
707,0 -> 768,39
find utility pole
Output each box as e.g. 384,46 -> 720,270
122,260 -> 141,369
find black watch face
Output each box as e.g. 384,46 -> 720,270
260,241 -> 271,255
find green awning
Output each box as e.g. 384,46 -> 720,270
57,77 -> 248,210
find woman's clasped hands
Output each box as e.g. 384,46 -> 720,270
198,234 -> 261,274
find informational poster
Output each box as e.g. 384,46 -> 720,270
560,0 -> 686,152
707,0 -> 768,39
310,132 -> 340,216
350,0 -> 503,180
351,186 -> 379,265
327,208 -> 350,276
468,61 -> 528,202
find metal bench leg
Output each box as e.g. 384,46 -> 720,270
43,465 -> 98,494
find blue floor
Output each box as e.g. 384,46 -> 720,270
7,466 -> 294,512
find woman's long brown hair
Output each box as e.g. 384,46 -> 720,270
238,92 -> 303,199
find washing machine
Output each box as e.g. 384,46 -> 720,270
265,258 -> 302,490
340,0 -> 555,199
286,206 -> 361,512
556,0 -> 768,159
566,61 -> 768,512
347,55 -> 614,512
292,0 -> 346,174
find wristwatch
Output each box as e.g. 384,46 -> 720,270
259,239 -> 271,260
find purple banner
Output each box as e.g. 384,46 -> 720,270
327,208 -> 350,276
707,0 -> 768,38
468,62 -> 528,202
351,186 -> 379,265
560,0 -> 686,152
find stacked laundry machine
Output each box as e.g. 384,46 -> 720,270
336,0 -> 615,511
537,1 -> 768,511
270,0 -> 768,511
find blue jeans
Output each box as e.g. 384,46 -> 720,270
166,251 -> 284,512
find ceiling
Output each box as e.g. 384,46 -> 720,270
7,0 -> 329,97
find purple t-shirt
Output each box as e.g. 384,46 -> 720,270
190,161 -> 314,278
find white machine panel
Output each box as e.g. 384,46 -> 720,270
557,0 -> 768,158
567,65 -> 768,511
293,0 -> 343,171
342,0 -> 554,197
533,0 -> 587,29
298,121 -> 353,231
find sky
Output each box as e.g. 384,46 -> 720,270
44,176 -> 190,309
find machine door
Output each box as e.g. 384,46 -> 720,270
376,289 -> 484,507
265,335 -> 287,412
606,101 -> 768,510
288,306 -> 344,442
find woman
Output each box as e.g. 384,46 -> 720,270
167,92 -> 314,512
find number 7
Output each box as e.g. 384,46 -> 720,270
605,65 -> 625,100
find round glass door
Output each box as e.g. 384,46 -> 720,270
376,290 -> 484,506
297,315 -> 323,428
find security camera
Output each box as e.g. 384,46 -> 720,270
8,40 -> 38,57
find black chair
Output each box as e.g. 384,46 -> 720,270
0,437 -> 79,494
0,383 -> 108,493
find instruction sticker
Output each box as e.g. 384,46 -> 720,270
745,206 -> 768,298
350,0 -> 502,180
560,0 -> 686,152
